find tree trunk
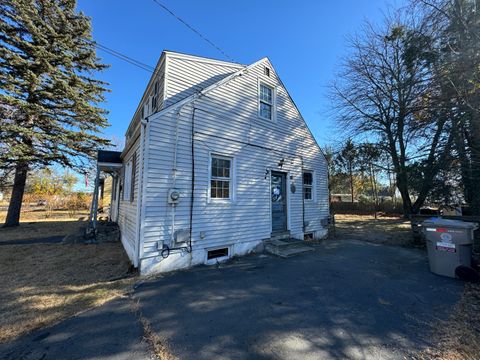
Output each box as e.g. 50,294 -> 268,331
349,163 -> 354,203
469,114 -> 480,215
396,170 -> 412,217
370,164 -> 378,219
3,162 -> 29,227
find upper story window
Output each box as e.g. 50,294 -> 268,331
123,153 -> 136,202
210,155 -> 232,199
123,161 -> 132,201
259,83 -> 274,120
303,171 -> 313,201
151,95 -> 157,111
152,81 -> 158,111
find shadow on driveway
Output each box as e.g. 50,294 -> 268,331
0,240 -> 462,360
0,298 -> 150,360
135,240 -> 463,360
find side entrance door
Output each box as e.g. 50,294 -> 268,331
271,171 -> 287,233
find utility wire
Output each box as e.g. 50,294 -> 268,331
96,43 -> 155,71
151,0 -> 235,63
88,40 -> 155,73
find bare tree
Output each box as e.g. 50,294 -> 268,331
416,0 -> 480,215
331,10 -> 453,215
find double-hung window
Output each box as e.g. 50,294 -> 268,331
123,161 -> 132,201
210,155 -> 232,199
123,153 -> 136,202
303,172 -> 313,201
259,83 -> 274,120
152,81 -> 158,111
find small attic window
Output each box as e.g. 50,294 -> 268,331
264,66 -> 270,77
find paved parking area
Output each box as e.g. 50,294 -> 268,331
135,240 -> 463,360
1,239 -> 463,360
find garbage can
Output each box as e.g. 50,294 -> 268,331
421,218 -> 478,278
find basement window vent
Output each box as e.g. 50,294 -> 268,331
304,233 -> 314,241
207,248 -> 229,260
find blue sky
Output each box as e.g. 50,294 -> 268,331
77,0 -> 404,148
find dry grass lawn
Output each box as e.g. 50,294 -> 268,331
333,214 -> 414,246
0,208 -> 90,242
0,211 -> 136,343
0,220 -> 86,243
417,282 -> 480,360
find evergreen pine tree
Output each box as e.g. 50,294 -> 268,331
0,0 -> 110,227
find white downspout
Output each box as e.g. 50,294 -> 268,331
170,109 -> 181,245
136,119 -> 148,268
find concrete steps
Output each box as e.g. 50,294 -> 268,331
264,237 -> 315,258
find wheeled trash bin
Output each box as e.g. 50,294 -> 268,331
421,218 -> 478,278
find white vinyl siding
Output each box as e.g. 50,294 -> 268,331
125,59 -> 166,149
117,140 -> 141,265
139,56 -> 329,274
164,55 -> 242,107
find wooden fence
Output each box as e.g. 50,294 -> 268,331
330,201 -> 402,215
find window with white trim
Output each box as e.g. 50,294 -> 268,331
123,161 -> 132,201
152,81 -> 158,111
259,83 -> 274,120
130,153 -> 136,202
303,171 -> 313,201
210,155 -> 232,199
123,154 -> 136,202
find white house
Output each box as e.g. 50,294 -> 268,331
99,51 -> 330,275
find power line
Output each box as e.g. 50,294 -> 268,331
89,40 -> 155,73
96,42 -> 155,72
151,0 -> 235,63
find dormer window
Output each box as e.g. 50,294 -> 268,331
259,83 -> 274,120
152,81 -> 158,111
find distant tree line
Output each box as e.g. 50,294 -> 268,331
325,140 -> 397,209
331,0 -> 479,216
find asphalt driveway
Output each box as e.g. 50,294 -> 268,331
135,240 -> 463,360
0,239 -> 463,359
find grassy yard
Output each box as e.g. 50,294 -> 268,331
0,210 -> 136,343
415,278 -> 480,360
333,214 -> 414,246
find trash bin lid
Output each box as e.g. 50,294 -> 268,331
422,217 -> 478,229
